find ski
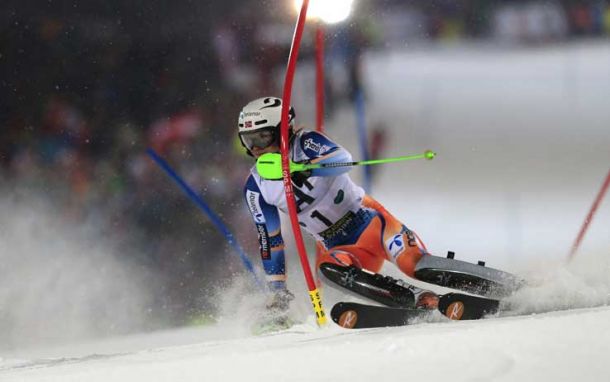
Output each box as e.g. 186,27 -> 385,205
331,302 -> 430,329
319,262 -> 419,308
438,292 -> 500,320
319,262 -> 502,329
413,253 -> 524,298
331,293 -> 500,329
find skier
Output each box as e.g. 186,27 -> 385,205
240,97 -> 439,320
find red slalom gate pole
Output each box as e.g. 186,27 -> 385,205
568,168 -> 610,261
314,21 -> 325,283
315,22 -> 325,133
280,0 -> 327,326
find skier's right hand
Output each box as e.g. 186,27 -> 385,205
291,160 -> 312,187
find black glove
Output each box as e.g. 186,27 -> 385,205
253,289 -> 295,333
291,160 -> 312,187
265,289 -> 295,314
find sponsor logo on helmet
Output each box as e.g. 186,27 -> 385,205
386,234 -> 405,259
303,138 -> 330,154
247,191 -> 265,223
261,98 -> 281,109
245,121 -> 253,128
243,111 -> 261,117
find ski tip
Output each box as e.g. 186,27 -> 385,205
438,293 -> 500,320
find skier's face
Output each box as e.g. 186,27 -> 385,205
240,127 -> 279,158
251,143 -> 279,158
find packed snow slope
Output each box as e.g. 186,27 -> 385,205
2,41 -> 609,381
1,307 -> 610,382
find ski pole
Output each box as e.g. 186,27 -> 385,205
146,148 -> 266,290
256,150 -> 436,180
568,168 -> 610,261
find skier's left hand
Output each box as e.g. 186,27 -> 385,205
265,289 -> 295,314
291,160 -> 312,187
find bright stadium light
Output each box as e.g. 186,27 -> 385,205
293,0 -> 354,24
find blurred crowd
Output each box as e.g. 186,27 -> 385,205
377,0 -> 610,44
1,0 -> 608,326
0,0 -> 262,324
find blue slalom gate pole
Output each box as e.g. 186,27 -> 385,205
354,89 -> 372,193
146,148 -> 265,290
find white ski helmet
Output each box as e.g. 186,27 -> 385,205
238,97 -> 295,155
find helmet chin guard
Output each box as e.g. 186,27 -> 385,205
238,97 -> 295,156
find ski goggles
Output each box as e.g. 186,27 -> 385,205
240,127 -> 277,150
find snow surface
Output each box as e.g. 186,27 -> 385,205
1,306 -> 610,382
2,41 -> 610,381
